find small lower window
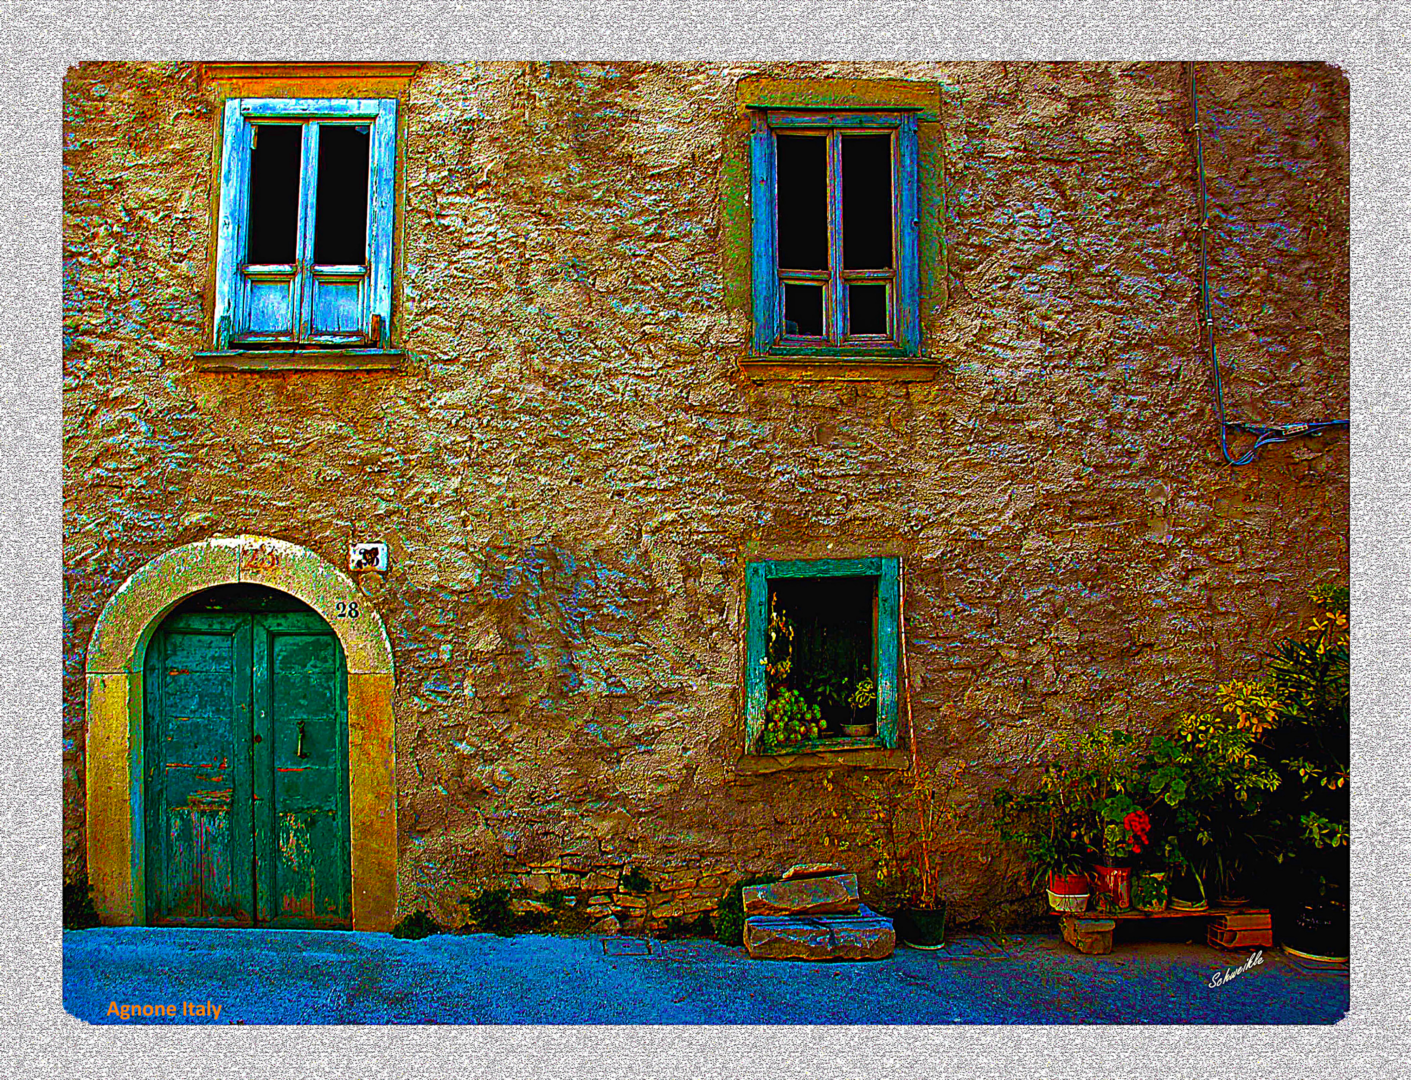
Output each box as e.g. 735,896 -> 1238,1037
744,557 -> 900,754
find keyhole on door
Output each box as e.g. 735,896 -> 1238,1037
296,719 -> 308,759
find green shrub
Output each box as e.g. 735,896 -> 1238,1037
391,910 -> 442,939
63,881 -> 101,931
657,913 -> 715,940
464,888 -> 517,936
714,874 -> 778,947
620,866 -> 652,894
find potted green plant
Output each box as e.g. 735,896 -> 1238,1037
865,764 -> 963,949
1250,583 -> 1349,960
842,678 -> 876,738
1166,845 -> 1207,912
891,777 -> 950,949
993,766 -> 1091,913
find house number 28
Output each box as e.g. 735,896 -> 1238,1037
335,601 -> 360,618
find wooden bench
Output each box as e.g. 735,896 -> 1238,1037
1058,908 -> 1271,955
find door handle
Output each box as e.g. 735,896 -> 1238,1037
296,719 -> 308,759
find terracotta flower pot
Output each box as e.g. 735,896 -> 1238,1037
1047,871 -> 1090,896
1089,862 -> 1132,913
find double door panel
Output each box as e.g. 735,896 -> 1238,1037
144,611 -> 350,928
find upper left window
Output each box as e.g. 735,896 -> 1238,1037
213,98 -> 397,351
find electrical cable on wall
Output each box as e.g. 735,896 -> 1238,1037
1187,62 -> 1349,467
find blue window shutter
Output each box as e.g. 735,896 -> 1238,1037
744,561 -> 769,752
213,101 -> 250,349
896,115 -> 921,355
367,99 -> 398,347
749,113 -> 778,353
875,557 -> 900,749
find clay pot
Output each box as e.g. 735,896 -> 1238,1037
1047,871 -> 1090,896
1089,862 -> 1132,913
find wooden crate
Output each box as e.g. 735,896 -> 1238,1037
1208,925 -> 1273,950
1209,909 -> 1271,932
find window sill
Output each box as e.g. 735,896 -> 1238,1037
193,348 -> 406,373
735,745 -> 910,775
738,355 -> 939,382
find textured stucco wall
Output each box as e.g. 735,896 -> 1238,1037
63,61 -> 1349,926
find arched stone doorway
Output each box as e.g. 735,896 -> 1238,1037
85,536 -> 397,931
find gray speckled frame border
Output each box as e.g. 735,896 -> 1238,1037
8,2 -> 1404,1077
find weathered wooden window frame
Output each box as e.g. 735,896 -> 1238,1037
744,557 -> 900,756
212,98 -> 397,352
750,111 -> 920,358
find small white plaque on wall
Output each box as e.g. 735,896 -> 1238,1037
349,542 -> 390,573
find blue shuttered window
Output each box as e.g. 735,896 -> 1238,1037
213,98 -> 397,350
750,111 -> 920,357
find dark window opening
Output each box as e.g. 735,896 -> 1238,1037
848,283 -> 888,335
783,282 -> 825,337
313,124 -> 371,266
776,133 -> 828,271
247,124 -> 301,264
762,576 -> 878,750
842,134 -> 893,270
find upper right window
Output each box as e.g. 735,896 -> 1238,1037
750,110 -> 920,357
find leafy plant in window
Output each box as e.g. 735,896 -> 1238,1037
757,593 -> 828,752
844,677 -> 877,736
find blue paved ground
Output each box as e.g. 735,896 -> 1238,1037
64,927 -> 1348,1025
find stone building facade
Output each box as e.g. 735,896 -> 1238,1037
63,61 -> 1349,931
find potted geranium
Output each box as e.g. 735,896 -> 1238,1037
1089,797 -> 1149,913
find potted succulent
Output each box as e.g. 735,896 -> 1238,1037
1131,869 -> 1169,914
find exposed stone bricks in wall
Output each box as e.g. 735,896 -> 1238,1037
62,61 -> 1349,923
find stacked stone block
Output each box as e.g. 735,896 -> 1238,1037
741,864 -> 895,961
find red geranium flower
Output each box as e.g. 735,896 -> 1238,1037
1123,809 -> 1151,847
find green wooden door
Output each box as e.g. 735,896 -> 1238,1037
145,610 -> 350,928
